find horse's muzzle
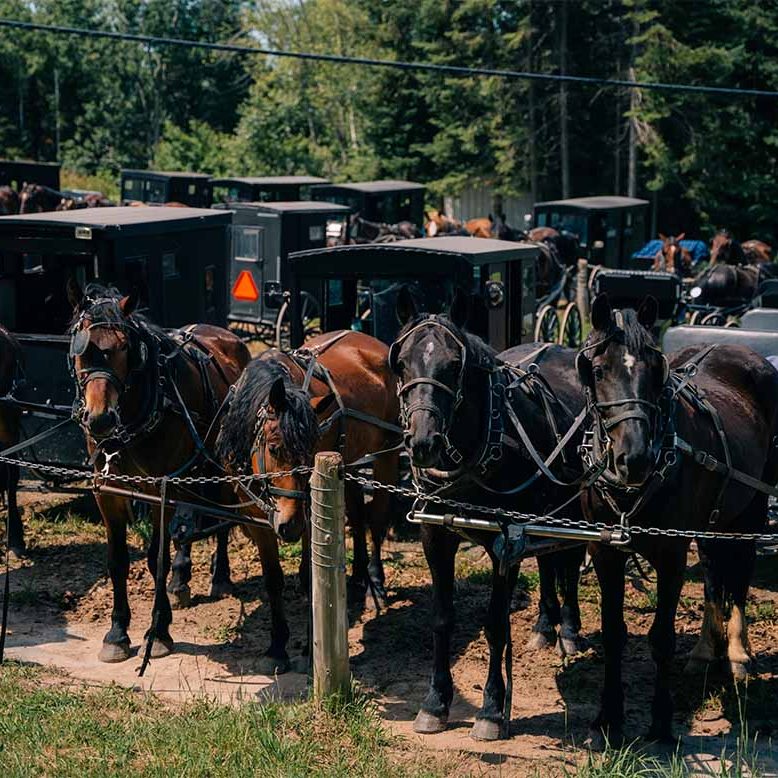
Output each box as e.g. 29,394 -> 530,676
86,408 -> 119,438
406,431 -> 444,469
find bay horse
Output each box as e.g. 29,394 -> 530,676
691,262 -> 778,309
0,327 -> 23,557
66,281 -> 250,662
652,233 -> 692,276
578,293 -> 778,745
710,229 -> 773,265
215,331 -> 400,673
390,288 -> 587,741
348,213 -> 421,243
0,186 -> 20,215
424,210 -> 494,238
19,184 -> 72,213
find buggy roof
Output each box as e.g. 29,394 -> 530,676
534,196 -> 649,210
291,236 -> 537,277
121,169 -> 212,180
0,206 -> 229,237
231,201 -> 350,214
313,180 -> 426,194
211,176 -> 329,187
0,159 -> 61,169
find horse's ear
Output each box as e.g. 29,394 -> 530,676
310,393 -> 336,417
450,287 -> 469,329
658,232 -> 667,241
396,285 -> 417,325
119,288 -> 139,317
677,232 -> 685,241
66,277 -> 84,310
590,293 -> 613,332
488,213 -> 494,224
268,377 -> 288,414
637,296 -> 659,330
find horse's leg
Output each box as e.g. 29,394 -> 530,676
145,506 -> 175,658
95,494 -> 133,663
365,453 -> 398,609
724,539 -> 758,681
646,539 -> 687,743
252,528 -> 291,675
168,541 -> 193,609
209,525 -> 233,598
527,554 -> 559,650
472,556 -> 519,741
414,523 -> 460,735
6,464 -> 25,558
589,542 -> 627,748
345,483 -> 369,598
686,538 -> 726,673
557,544 -> 587,657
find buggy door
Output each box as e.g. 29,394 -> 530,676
228,223 -> 265,324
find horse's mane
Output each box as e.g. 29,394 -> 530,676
215,355 -> 319,472
68,283 -> 165,339
396,312 -> 498,370
588,308 -> 656,357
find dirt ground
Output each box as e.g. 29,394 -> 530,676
3,489 -> 778,776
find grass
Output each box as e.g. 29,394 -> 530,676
0,663 -> 435,778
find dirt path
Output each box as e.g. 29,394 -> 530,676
3,494 -> 778,774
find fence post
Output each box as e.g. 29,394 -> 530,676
576,258 -> 590,325
310,451 -> 350,701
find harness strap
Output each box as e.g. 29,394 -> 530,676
0,418 -> 74,458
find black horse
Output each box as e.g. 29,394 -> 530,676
579,293 -> 778,745
390,287 -> 587,741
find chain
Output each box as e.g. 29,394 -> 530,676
0,452 -> 312,488
345,472 -> 778,543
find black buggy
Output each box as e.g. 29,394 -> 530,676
120,170 -> 213,207
218,200 -> 351,346
0,206 -> 231,478
286,236 -> 539,351
0,159 -> 61,191
211,176 -> 329,204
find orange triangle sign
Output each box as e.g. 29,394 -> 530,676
232,270 -> 259,302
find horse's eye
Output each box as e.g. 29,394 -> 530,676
268,444 -> 281,458
593,365 -> 605,381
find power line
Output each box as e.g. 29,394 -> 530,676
1,17 -> 777,100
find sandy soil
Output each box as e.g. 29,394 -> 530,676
3,489 -> 778,775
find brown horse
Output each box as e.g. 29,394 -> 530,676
425,210 -> 494,238
0,327 -> 23,557
348,213 -> 421,243
0,186 -> 20,215
652,233 -> 692,276
710,229 -> 773,265
578,294 -> 778,746
215,331 -> 400,673
66,281 -> 250,662
690,262 -> 778,309
19,184 -> 71,213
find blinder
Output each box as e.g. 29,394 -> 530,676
387,340 -> 400,374
69,327 -> 90,357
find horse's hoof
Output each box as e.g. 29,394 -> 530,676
526,630 -> 556,651
146,636 -> 174,659
558,634 -> 587,658
730,660 -> 751,682
98,641 -> 132,663
209,580 -> 234,599
258,654 -> 290,676
364,584 -> 388,612
584,729 -> 607,752
471,718 -> 503,741
169,587 -> 191,610
645,726 -> 675,745
7,544 -> 26,561
413,710 -> 448,735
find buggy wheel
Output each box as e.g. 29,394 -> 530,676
700,311 -> 726,327
275,292 -> 321,349
689,310 -> 704,326
558,302 -> 583,348
534,304 -> 560,343
587,265 -> 602,294
724,319 -> 740,328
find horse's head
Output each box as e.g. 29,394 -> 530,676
654,233 -> 688,275
18,183 -> 42,214
390,287 -> 474,468
709,229 -> 744,266
253,376 -> 324,543
67,279 -> 146,440
0,186 -> 20,215
578,294 -> 669,487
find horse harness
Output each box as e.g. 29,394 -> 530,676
579,316 -> 778,537
249,331 -> 404,514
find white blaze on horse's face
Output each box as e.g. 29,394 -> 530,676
422,339 -> 435,367
623,352 -> 636,374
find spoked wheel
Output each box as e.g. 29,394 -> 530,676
724,320 -> 740,328
534,304 -> 560,343
689,310 -> 705,326
275,292 -> 321,349
700,311 -> 727,327
558,302 -> 583,347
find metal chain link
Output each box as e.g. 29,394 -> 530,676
0,452 -> 312,488
345,472 -> 778,543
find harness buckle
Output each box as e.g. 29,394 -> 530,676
446,444 -> 463,465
